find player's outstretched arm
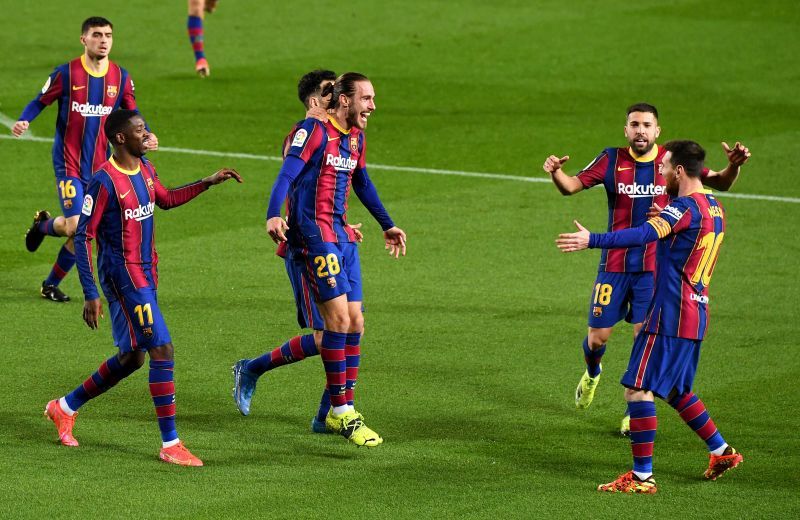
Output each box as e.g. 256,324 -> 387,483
543,155 -> 583,196
202,168 -> 243,185
384,227 -> 406,258
556,220 -> 591,252
702,141 -> 751,191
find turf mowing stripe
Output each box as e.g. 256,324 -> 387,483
1,124 -> 798,205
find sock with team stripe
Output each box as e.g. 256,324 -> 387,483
628,400 -> 657,480
244,335 -> 318,376
62,355 -> 139,413
668,391 -> 727,453
315,388 -> 331,423
345,333 -> 361,406
583,338 -> 605,378
187,16 -> 205,61
44,244 -> 75,286
37,217 -> 59,237
320,331 -> 348,412
149,359 -> 179,447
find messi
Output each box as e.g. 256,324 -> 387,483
71,101 -> 113,117
326,154 -> 357,171
124,201 -> 155,221
617,182 -> 666,198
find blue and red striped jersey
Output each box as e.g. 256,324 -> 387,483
282,116 -> 365,246
643,191 -> 726,340
577,146 -> 670,273
74,157 -> 208,301
18,56 -> 140,183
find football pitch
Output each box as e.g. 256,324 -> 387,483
1,0 -> 798,517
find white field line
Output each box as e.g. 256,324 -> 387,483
1,118 -> 797,204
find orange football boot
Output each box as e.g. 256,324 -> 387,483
159,442 -> 203,467
704,446 -> 743,480
44,399 -> 78,447
598,471 -> 657,494
195,58 -> 210,78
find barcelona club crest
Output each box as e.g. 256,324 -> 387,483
593,306 -> 603,317
327,277 -> 337,288
63,199 -> 73,209
106,85 -> 118,98
350,136 -> 358,152
142,327 -> 153,338
146,177 -> 155,190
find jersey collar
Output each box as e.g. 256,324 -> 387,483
80,54 -> 109,78
629,144 -> 660,163
110,156 -> 141,176
327,115 -> 350,135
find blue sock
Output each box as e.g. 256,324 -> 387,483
245,334 -> 318,376
64,355 -> 138,411
149,359 -> 178,444
188,15 -> 205,61
668,392 -> 726,452
628,401 -> 657,476
44,244 -> 75,286
344,332 -> 361,406
583,338 -> 605,378
37,218 -> 59,237
316,389 -> 331,422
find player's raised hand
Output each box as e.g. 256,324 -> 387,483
143,132 -> 159,151
12,120 -> 29,137
267,216 -> 289,244
205,168 -> 243,185
648,202 -> 664,219
384,226 -> 406,258
348,222 -> 364,243
543,155 -> 570,174
83,298 -> 104,330
306,99 -> 328,122
722,141 -> 751,167
556,220 -> 590,253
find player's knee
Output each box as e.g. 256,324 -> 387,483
325,312 -> 350,332
118,351 -> 145,370
63,218 -> 78,238
313,330 -> 324,352
348,313 -> 364,334
588,328 -> 612,347
149,343 -> 175,361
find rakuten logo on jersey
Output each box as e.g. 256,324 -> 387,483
617,183 -> 666,198
71,101 -> 113,117
124,202 -> 155,222
326,154 -> 357,172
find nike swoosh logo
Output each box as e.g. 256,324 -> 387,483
120,190 -> 131,199
617,167 -> 633,171
72,85 -> 86,91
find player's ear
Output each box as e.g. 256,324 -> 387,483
655,125 -> 661,138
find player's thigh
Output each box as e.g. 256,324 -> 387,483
625,272 -> 655,325
108,288 -> 172,353
284,252 -> 325,330
620,332 -> 701,400
54,174 -> 85,219
587,272 -> 632,328
298,242 -> 352,304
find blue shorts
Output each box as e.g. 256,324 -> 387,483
54,175 -> 86,218
285,242 -> 363,327
587,272 -> 654,328
620,332 -> 701,399
109,288 -> 172,352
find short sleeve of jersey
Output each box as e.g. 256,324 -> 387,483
357,133 -> 367,169
121,70 -> 138,111
285,119 -> 324,163
700,167 -> 710,178
576,150 -> 610,188
38,67 -> 65,106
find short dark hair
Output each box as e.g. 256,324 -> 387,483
104,109 -> 139,143
330,72 -> 370,109
297,69 -> 336,108
663,140 -> 706,178
82,16 -> 113,34
626,102 -> 658,120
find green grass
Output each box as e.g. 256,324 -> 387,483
1,0 -> 799,518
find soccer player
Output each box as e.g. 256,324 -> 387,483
543,103 -> 750,434
187,0 -> 219,77
16,16 -> 158,302
43,109 -> 241,466
234,70 -> 361,432
236,72 -> 406,447
556,140 -> 746,494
